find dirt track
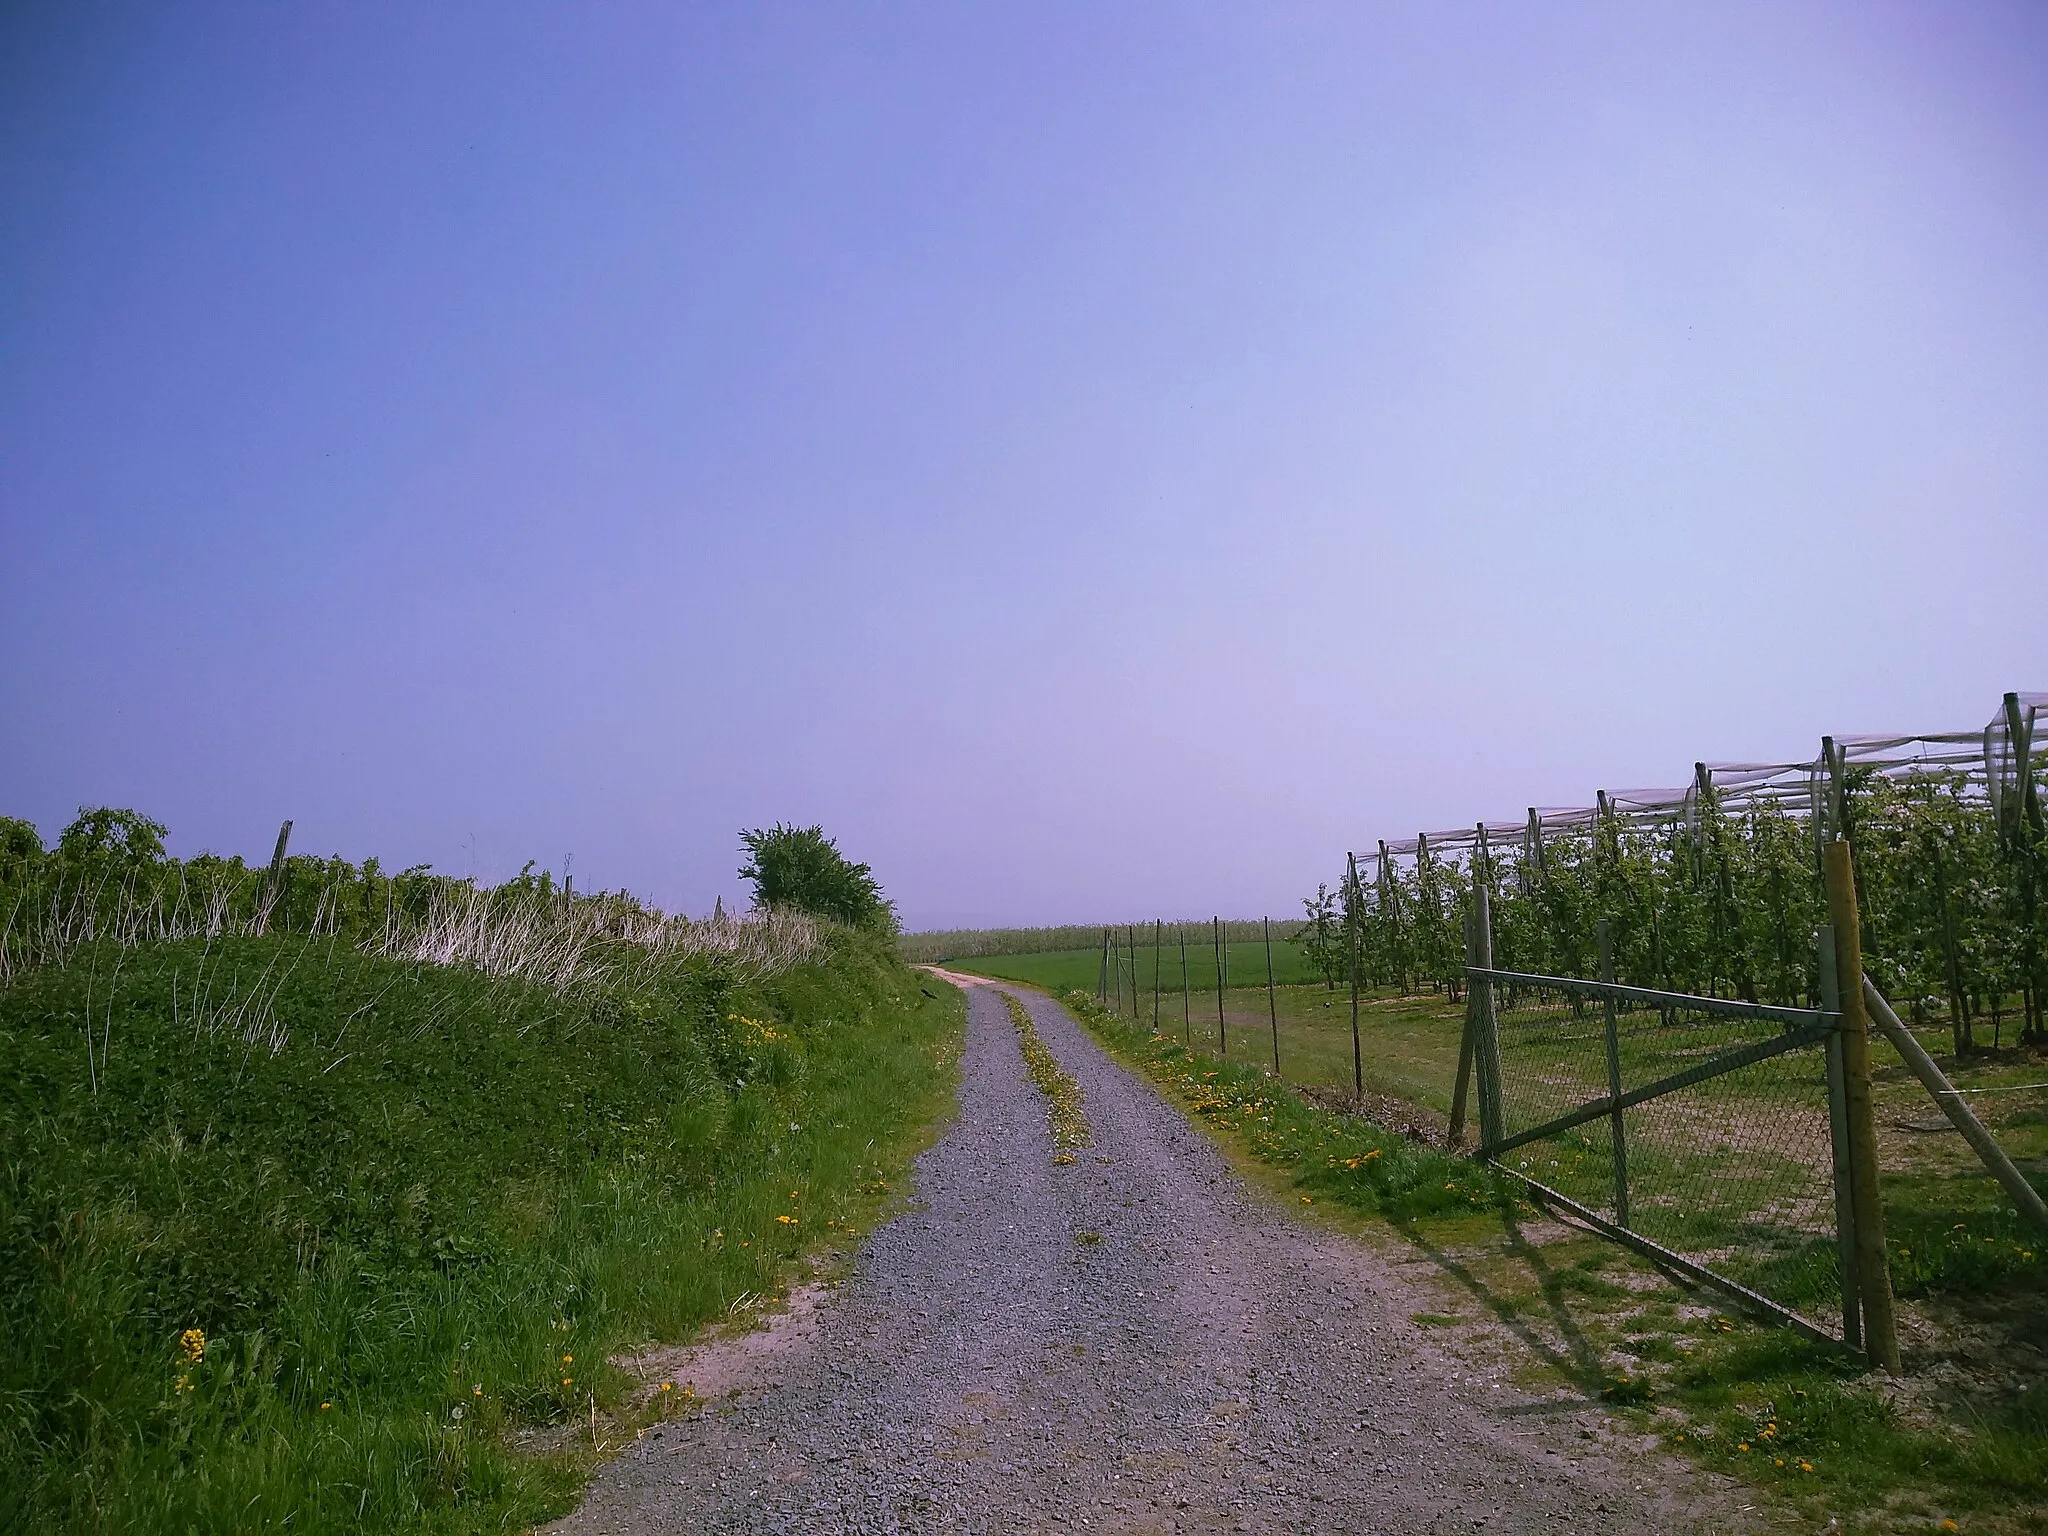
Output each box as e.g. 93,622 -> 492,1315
553,981 -> 1750,1534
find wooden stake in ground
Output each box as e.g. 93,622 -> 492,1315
257,818 -> 293,934
1263,916 -> 1280,1075
1825,838 -> 1901,1374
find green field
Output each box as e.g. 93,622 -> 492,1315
941,934 -> 1328,996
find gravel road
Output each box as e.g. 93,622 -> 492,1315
555,982 -> 1747,1535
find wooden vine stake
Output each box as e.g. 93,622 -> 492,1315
1825,838 -> 1901,1374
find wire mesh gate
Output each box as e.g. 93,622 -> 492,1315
1457,929 -> 1859,1352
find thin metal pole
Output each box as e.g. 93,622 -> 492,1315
1599,919 -> 1630,1230
1264,916 -> 1280,1075
1348,853 -> 1363,1101
1112,927 -> 1123,1011
1153,919 -> 1163,1030
1127,925 -> 1140,1020
1098,927 -> 1109,1001
1214,916 -> 1227,1056
1179,923 -> 1191,1043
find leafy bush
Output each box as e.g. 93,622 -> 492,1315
738,824 -> 895,933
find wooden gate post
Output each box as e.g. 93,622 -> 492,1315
1450,906 -> 1478,1146
1598,919 -> 1631,1229
1826,839 -> 1901,1374
1818,925 -> 1864,1353
1472,882 -> 1506,1148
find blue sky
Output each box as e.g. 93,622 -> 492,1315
4,2 -> 2045,928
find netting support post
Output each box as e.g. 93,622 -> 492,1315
1819,925 -> 1864,1355
1598,919 -> 1631,1230
1472,882 -> 1506,1149
1098,928 -> 1109,1002
1826,838 -> 1901,1374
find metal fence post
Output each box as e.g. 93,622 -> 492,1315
1347,853 -> 1364,1100
1153,919 -> 1163,1031
1098,928 -> 1109,1002
1598,919 -> 1631,1230
1826,839 -> 1900,1374
1179,924 -> 1191,1043
1473,883 -> 1506,1148
1818,926 -> 1863,1353
1264,916 -> 1280,1075
1214,916 -> 1227,1056
1127,925 -> 1140,1020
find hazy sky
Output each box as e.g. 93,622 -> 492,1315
4,3 -> 2045,929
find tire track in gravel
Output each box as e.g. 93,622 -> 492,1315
553,981 -> 1754,1535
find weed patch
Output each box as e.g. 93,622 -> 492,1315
1002,990 -> 1089,1160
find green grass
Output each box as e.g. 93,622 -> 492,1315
0,929 -> 963,1533
941,937 -> 1326,997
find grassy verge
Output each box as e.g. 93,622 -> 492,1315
1057,987 -> 2048,1535
999,990 -> 1089,1163
0,928 -> 963,1533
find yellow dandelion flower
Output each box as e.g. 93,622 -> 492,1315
776,1214 -> 797,1225
562,1376 -> 573,1387
1799,1461 -> 1813,1472
319,1400 -> 331,1411
562,1354 -> 573,1365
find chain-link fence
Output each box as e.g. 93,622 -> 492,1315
1466,962 -> 1851,1346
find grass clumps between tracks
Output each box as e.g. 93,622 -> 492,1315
1002,990 -> 1090,1163
0,917 -> 963,1534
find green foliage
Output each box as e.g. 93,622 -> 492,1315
0,877 -> 961,1531
1337,771 -> 2048,1050
738,824 -> 895,933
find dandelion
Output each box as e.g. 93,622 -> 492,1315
1737,1443 -> 1750,1452
777,1214 -> 797,1225
179,1328 -> 207,1364
660,1382 -> 674,1393
319,1400 -> 331,1411
1300,1196 -> 1314,1205
473,1384 -> 483,1396
1941,1523 -> 1958,1532
562,1354 -> 574,1365
1799,1461 -> 1813,1472
562,1376 -> 574,1387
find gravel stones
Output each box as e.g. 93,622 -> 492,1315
552,985 -> 1744,1535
